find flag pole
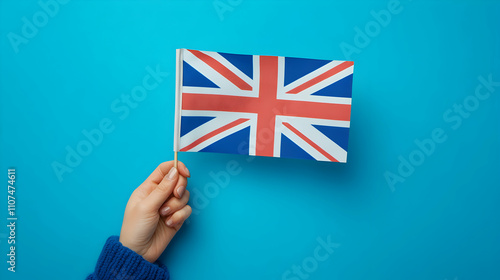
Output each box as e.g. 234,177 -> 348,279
173,49 -> 183,169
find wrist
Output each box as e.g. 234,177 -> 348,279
119,236 -> 141,256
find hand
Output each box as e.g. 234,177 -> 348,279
119,161 -> 192,263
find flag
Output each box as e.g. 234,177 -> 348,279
173,49 -> 354,162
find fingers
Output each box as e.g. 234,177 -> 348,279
178,162 -> 190,179
135,161 -> 190,197
143,167 -> 179,211
165,205 -> 192,227
145,161 -> 190,186
174,175 -> 187,199
159,190 -> 190,216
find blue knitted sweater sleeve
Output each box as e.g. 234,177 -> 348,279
86,236 -> 170,280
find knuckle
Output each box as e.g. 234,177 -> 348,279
185,205 -> 192,216
162,200 -> 172,209
179,176 -> 187,184
167,213 -> 178,224
171,214 -> 181,224
166,199 -> 178,209
158,181 -> 174,192
158,161 -> 170,169
158,161 -> 174,176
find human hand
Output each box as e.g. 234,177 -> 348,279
119,161 -> 192,263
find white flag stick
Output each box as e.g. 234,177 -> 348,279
173,49 -> 184,169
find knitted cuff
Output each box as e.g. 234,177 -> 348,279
93,236 -> 169,280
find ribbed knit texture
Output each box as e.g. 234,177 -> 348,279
86,236 -> 170,280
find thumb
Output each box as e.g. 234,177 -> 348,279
143,167 -> 179,211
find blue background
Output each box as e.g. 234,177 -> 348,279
1,0 -> 499,279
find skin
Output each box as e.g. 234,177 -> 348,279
119,161 -> 192,263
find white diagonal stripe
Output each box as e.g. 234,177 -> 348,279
281,126 -> 329,161
203,51 -> 254,87
184,50 -> 240,91
180,111 -> 257,153
282,60 -> 345,93
181,119 -> 251,152
292,66 -> 353,98
277,116 -> 348,162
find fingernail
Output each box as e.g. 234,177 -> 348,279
184,166 -> 191,177
177,185 -> 185,197
166,219 -> 174,227
160,207 -> 171,216
167,167 -> 177,181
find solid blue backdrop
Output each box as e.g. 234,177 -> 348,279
1,0 -> 499,279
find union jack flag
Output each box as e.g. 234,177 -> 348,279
173,49 -> 354,162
